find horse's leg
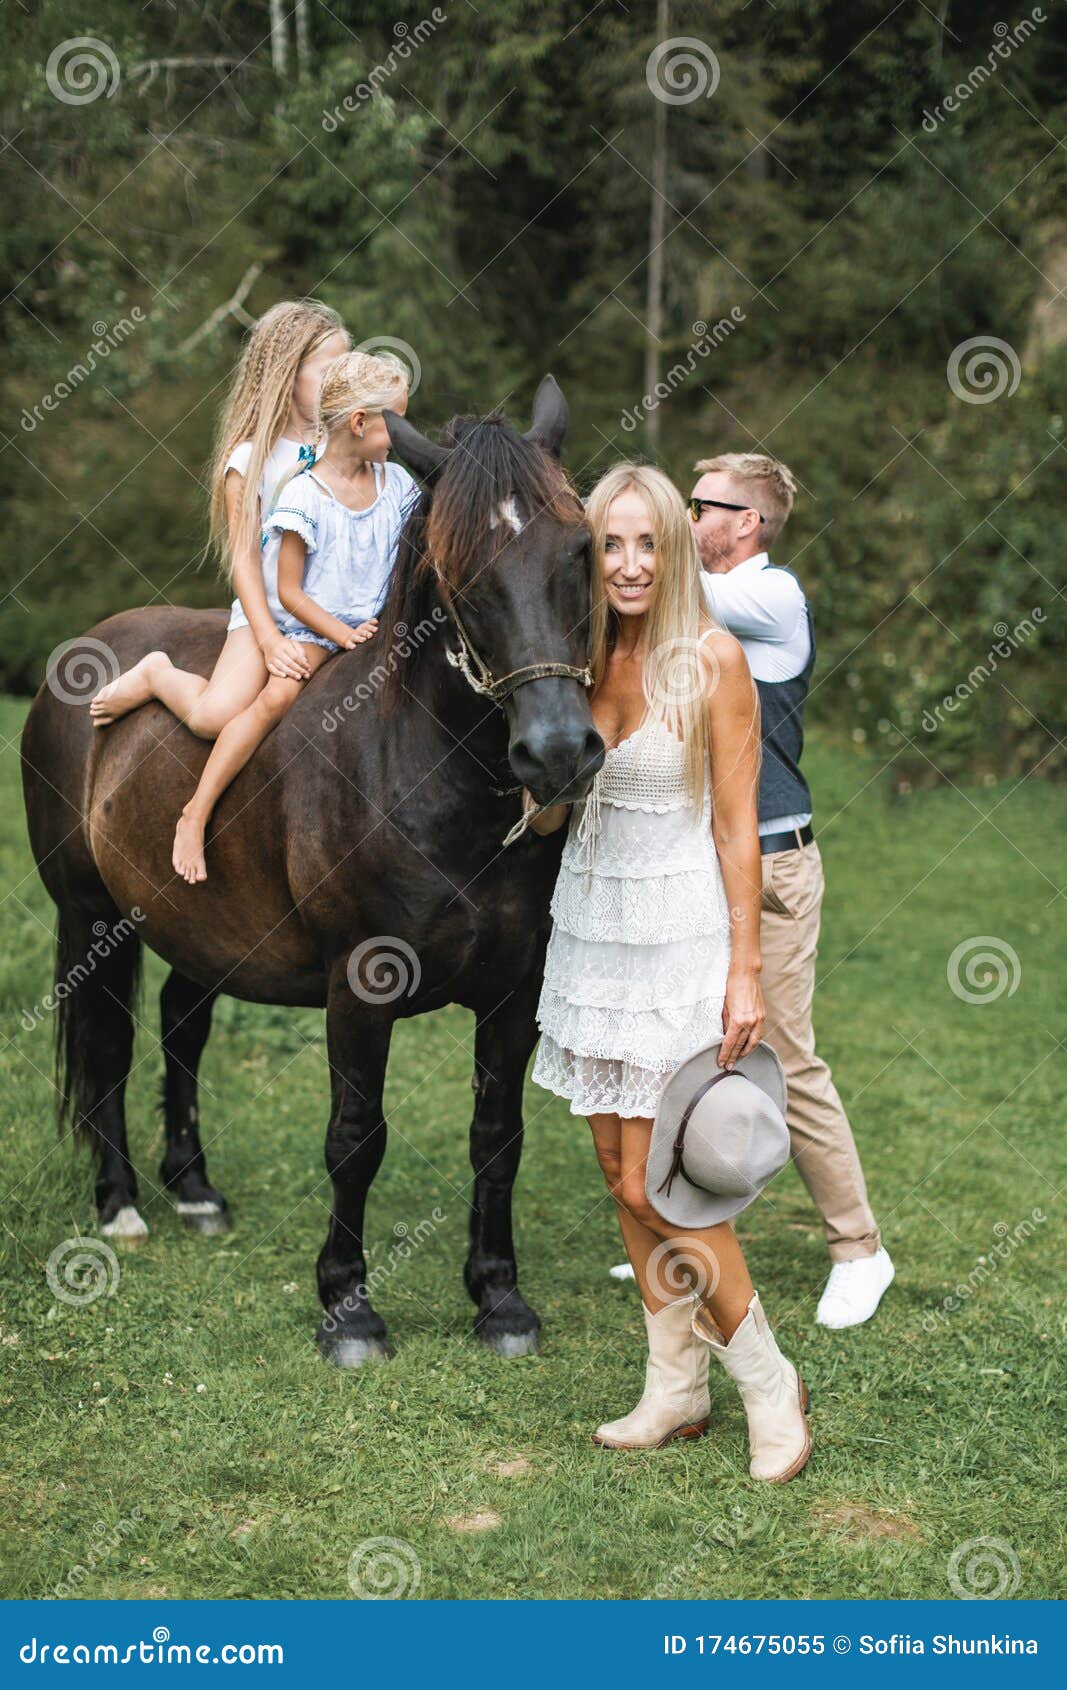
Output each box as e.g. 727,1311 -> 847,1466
315,973 -> 394,1367
464,988 -> 542,1357
55,899 -> 146,1240
158,969 -> 229,1235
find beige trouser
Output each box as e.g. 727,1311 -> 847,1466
760,839 -> 881,1262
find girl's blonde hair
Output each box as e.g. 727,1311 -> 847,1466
314,348 -> 410,440
210,298 -> 348,578
585,463 -> 722,812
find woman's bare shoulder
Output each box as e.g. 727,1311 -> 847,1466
698,624 -> 750,685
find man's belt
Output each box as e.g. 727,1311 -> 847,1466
760,823 -> 814,856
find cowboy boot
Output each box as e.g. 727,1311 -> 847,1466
594,1294 -> 711,1449
692,1292 -> 811,1482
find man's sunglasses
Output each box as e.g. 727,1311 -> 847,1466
689,497 -> 765,523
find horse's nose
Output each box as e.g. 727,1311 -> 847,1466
509,719 -> 604,806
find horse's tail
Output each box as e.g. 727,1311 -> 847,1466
54,899 -> 143,1143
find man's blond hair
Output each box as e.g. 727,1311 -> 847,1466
693,452 -> 797,545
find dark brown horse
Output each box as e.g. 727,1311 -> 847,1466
21,376 -> 603,1365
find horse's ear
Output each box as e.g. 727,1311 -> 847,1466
384,411 -> 451,484
524,374 -> 569,458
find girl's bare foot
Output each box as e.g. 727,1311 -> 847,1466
91,651 -> 171,725
173,809 -> 208,884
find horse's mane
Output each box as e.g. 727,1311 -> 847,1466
380,412 -> 582,707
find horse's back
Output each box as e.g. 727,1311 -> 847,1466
22,608 -> 228,894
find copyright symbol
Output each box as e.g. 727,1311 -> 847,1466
833,1636 -> 851,1654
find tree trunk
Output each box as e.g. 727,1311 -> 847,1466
644,0 -> 669,455
269,0 -> 288,77
295,0 -> 311,78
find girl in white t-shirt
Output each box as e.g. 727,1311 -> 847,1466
91,298 -> 350,726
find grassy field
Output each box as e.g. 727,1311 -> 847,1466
0,693 -> 1063,1602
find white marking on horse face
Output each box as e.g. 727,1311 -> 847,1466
488,496 -> 524,535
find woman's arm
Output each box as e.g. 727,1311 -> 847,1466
276,531 -> 375,651
705,630 -> 765,1068
226,471 -> 310,680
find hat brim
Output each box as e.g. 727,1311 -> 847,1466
645,1038 -> 789,1229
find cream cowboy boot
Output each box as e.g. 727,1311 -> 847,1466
594,1295 -> 711,1449
693,1293 -> 811,1482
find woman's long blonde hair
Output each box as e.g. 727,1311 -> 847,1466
210,299 -> 348,578
585,463 -> 722,813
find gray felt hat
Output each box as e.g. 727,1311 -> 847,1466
645,1038 -> 790,1229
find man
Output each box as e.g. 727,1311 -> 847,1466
689,452 -> 893,1328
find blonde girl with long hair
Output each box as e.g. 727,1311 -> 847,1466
170,348 -> 418,883
529,464 -> 812,1483
92,299 -> 350,729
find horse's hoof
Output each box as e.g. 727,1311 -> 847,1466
100,1205 -> 149,1243
175,1199 -> 231,1236
318,1330 -> 393,1369
478,1327 -> 540,1358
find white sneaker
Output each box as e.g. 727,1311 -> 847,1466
609,1261 -> 636,1282
816,1248 -> 895,1329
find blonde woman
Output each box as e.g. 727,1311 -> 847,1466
92,299 -> 350,729
529,464 -> 811,1483
164,349 -> 419,882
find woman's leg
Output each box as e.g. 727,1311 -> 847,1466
588,1114 -> 693,1312
616,1117 -> 754,1339
173,642 -> 334,883
612,1116 -> 810,1479
587,1113 -> 711,1448
91,628 -> 267,733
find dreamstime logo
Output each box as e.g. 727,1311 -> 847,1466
46,637 -> 120,705
21,309 -> 145,433
921,1208 -> 1045,1333
921,609 -> 1044,733
947,1536 -> 1021,1599
645,1241 -> 720,1305
921,11 -> 1046,132
620,310 -> 745,432
21,908 -> 145,1033
321,609 -> 446,733
947,336 -> 1021,404
644,633 -> 721,715
46,37 -> 120,105
946,936 -> 1020,1004
321,9 -> 447,130
346,937 -> 422,1004
52,1509 -> 145,1599
353,335 -> 422,398
646,37 -> 720,105
347,1536 -> 422,1599
46,1237 -> 121,1307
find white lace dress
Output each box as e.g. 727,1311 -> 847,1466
532,714 -> 732,1119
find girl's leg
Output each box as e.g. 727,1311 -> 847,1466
173,642 -> 333,884
91,628 -> 267,733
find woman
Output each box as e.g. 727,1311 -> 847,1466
529,464 -> 810,1483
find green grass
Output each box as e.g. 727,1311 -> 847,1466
0,696 -> 1063,1601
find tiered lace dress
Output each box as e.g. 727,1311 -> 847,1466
532,713 -> 732,1119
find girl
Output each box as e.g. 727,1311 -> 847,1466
92,299 -> 351,731
528,465 -> 811,1483
170,348 -> 418,882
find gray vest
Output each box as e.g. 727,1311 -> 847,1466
753,562 -> 815,826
